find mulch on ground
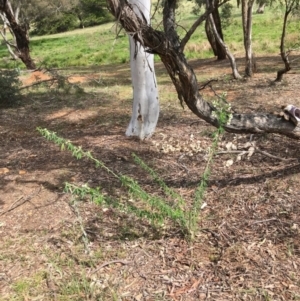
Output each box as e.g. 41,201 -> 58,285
0,56 -> 299,300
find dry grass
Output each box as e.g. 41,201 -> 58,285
0,56 -> 300,300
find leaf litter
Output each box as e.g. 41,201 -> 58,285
0,56 -> 300,300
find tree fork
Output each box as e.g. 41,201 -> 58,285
107,0 -> 300,139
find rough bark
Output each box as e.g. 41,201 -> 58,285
207,10 -> 242,79
180,8 -> 212,50
107,0 -> 300,139
205,18 -> 218,56
210,2 -> 226,60
241,0 -> 255,77
180,0 -> 228,52
275,0 -> 294,82
0,0 -> 36,69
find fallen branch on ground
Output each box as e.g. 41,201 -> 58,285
0,186 -> 41,216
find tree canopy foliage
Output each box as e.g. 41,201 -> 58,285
5,0 -> 114,35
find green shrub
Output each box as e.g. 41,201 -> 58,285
0,70 -> 21,107
221,3 -> 234,28
32,13 -> 78,36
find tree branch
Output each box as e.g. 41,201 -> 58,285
180,0 -> 229,51
207,0 -> 242,79
107,0 -> 300,139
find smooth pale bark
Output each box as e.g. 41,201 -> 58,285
107,0 -> 300,139
125,0 -> 159,140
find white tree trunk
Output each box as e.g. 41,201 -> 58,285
125,0 -> 159,140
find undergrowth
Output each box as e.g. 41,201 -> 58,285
0,70 -> 21,107
37,98 -> 229,240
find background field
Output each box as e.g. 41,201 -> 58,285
0,3 -> 300,69
0,3 -> 300,301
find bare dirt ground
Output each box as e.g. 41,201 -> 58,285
0,56 -> 300,300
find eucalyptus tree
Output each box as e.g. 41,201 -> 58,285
241,0 -> 255,77
125,0 -> 159,139
275,0 -> 300,81
0,0 -> 36,69
207,0 -> 242,78
107,0 -> 300,139
256,0 -> 267,12
194,0 -> 227,60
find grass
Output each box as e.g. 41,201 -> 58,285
0,4 -> 299,69
37,126 -> 222,239
36,92 -> 231,240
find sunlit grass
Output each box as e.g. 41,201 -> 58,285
0,4 -> 299,69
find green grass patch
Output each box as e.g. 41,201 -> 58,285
1,5 -> 300,69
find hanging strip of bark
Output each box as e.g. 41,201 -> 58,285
107,0 -> 300,139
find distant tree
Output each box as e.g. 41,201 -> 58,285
74,0 -> 114,27
27,0 -> 113,35
207,0 -> 242,78
256,0 -> 268,13
241,0 -> 255,77
194,0 -> 227,60
275,0 -> 300,81
31,0 -> 79,35
0,0 -> 36,69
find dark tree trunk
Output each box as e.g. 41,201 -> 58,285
205,18 -> 218,56
211,3 -> 226,60
207,10 -> 242,79
0,0 -> 36,69
107,0 -> 300,139
275,7 -> 291,82
242,0 -> 255,77
205,4 -> 226,60
256,3 -> 265,13
180,1 -> 226,51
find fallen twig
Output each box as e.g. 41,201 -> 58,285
198,79 -> 218,91
252,218 -> 277,224
217,149 -> 296,161
0,187 -> 42,216
91,260 -> 131,274
20,78 -> 56,90
217,150 -> 244,155
256,149 -> 296,161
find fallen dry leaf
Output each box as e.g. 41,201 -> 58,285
225,159 -> 234,167
0,167 -> 9,174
